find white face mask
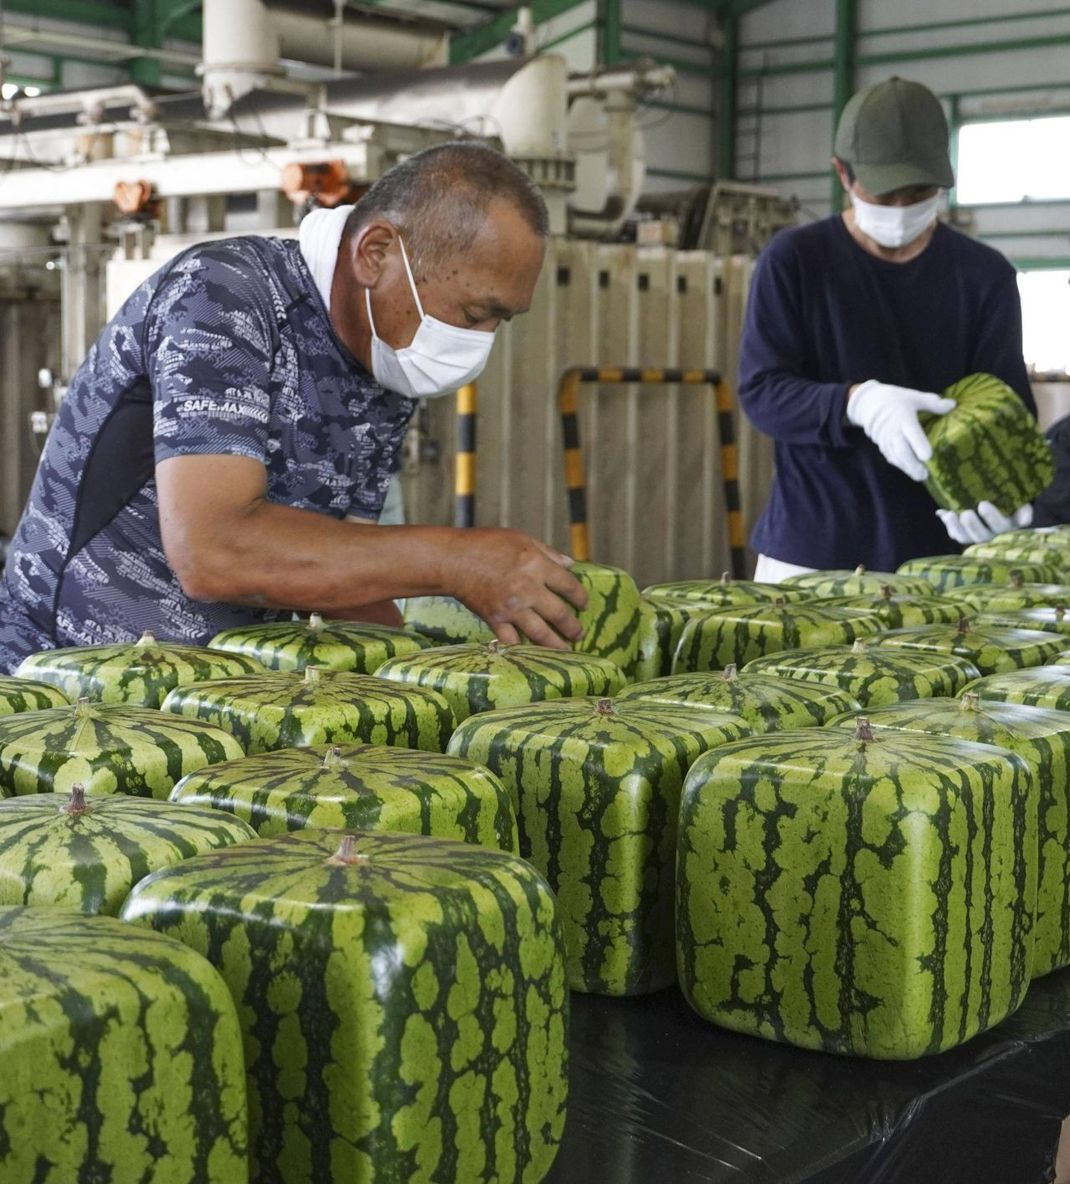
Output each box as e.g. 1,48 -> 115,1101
850,190 -> 941,249
365,237 -> 496,399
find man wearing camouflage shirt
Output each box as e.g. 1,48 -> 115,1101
0,142 -> 584,671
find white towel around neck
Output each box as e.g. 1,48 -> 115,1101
297,204 -> 356,314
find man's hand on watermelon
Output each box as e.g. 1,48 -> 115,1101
846,380 -> 955,481
937,502 -> 1034,545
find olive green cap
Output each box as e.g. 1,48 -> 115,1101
834,77 -> 954,195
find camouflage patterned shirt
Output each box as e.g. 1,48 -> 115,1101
0,236 -> 415,672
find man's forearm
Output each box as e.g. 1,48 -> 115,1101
164,498 -> 454,610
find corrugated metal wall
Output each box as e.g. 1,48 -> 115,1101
0,298 -> 61,538
401,239 -> 767,587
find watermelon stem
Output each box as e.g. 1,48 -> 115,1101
308,613 -> 325,633
594,698 -> 615,716
1011,571 -> 1024,589
63,784 -> 90,815
304,666 -> 322,688
854,716 -> 875,743
880,584 -> 894,601
854,565 -> 866,576
136,630 -> 157,648
486,640 -> 502,655
722,664 -> 738,681
720,572 -> 731,584
957,617 -> 971,636
961,693 -> 981,712
851,639 -> 868,654
322,746 -> 346,770
325,834 -> 368,866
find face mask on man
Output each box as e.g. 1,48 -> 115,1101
365,236 -> 496,399
850,190 -> 941,249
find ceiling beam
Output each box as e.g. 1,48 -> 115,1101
450,0 -> 589,63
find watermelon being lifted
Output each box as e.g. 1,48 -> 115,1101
923,373 -> 1054,516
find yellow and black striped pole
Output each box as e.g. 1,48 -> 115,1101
557,367 -> 746,578
455,383 -> 477,528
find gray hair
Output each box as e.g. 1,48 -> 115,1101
346,141 -> 549,277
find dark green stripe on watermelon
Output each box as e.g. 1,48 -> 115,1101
676,721 -> 1036,1058
120,830 -> 568,1184
827,695 -> 1070,977
170,743 -> 518,851
0,699 -> 245,798
742,640 -> 981,706
614,666 -> 860,731
16,631 -> 269,708
209,613 -> 434,672
0,906 -> 247,1183
160,666 -> 455,754
0,786 -> 256,915
374,640 -> 625,722
0,675 -> 70,715
449,696 -> 749,996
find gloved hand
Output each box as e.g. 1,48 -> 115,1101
937,501 -> 1034,545
846,380 -> 955,481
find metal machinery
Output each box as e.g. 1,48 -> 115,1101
0,0 -> 790,582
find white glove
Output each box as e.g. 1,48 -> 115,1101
937,501 -> 1034,545
846,380 -> 955,481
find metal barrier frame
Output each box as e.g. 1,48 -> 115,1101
454,382 -> 477,528
558,366 -> 747,579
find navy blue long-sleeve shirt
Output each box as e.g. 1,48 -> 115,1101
739,215 -> 1033,570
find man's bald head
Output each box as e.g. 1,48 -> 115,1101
346,141 -> 549,279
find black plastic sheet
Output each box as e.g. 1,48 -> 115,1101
547,972 -> 1070,1183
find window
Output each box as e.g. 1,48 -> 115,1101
957,115 -> 1070,204
1018,270 -> 1070,373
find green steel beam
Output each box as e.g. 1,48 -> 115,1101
449,0 -> 588,63
947,93 -> 960,208
601,0 -> 622,66
718,12 -> 737,179
831,0 -> 855,212
131,0 -> 163,88
0,0 -> 130,29
539,19 -> 597,54
1008,257 -> 1070,270
741,30 -> 1070,79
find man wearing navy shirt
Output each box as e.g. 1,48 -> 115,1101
739,77 -> 1034,579
0,142 -> 586,671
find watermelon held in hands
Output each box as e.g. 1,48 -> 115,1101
923,372 -> 1055,517
373,639 -> 625,723
828,693 -> 1070,978
0,906 -> 247,1183
449,695 -> 750,996
120,829 -> 569,1184
209,612 -> 435,673
16,630 -> 269,708
160,665 -> 455,754
0,784 -> 256,915
170,743 -> 518,851
568,561 -> 644,675
742,639 -> 981,706
614,664 -> 860,731
0,698 -> 245,799
676,718 -> 1037,1058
